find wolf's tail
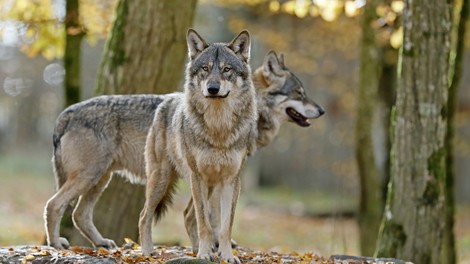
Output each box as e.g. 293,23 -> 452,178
51,110 -> 72,190
153,179 -> 178,224
145,125 -> 179,224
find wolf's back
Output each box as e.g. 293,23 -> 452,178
51,94 -> 167,190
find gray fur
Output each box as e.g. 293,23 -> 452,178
139,29 -> 256,263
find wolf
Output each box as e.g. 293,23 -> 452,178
43,39 -> 324,256
43,94 -> 168,249
139,29 -> 257,263
182,50 -> 325,252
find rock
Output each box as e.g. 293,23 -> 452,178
163,257 -> 213,264
330,254 -> 414,264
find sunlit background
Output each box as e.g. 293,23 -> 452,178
1,0 -> 470,262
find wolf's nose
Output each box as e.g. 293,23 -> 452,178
318,107 -> 325,116
207,83 -> 220,95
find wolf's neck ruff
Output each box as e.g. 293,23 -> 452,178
184,79 -> 256,149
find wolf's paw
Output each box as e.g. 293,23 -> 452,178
59,237 -> 70,249
230,239 -> 238,248
223,255 -> 241,264
196,251 -> 213,262
95,238 -> 117,249
141,244 -> 154,256
50,237 -> 70,249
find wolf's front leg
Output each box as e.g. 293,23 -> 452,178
218,176 -> 241,264
190,174 -> 214,260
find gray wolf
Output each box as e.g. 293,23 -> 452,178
43,43 -> 324,256
139,29 -> 257,263
183,50 -> 325,252
44,94 -> 166,249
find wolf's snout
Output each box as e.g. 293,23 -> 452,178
207,83 -> 220,95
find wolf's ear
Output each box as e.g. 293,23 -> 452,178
263,50 -> 284,82
278,53 -> 286,69
187,29 -> 208,60
228,30 -> 251,62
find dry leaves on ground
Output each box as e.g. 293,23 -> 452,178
0,243 -> 411,264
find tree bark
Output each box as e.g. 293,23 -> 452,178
377,47 -> 396,205
355,0 -> 383,256
64,0 -> 84,107
375,1 -> 453,263
65,0 -> 197,247
95,0 -> 196,94
442,0 -> 468,263
56,0 -> 85,246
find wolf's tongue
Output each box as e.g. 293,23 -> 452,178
298,119 -> 310,127
286,107 -> 310,127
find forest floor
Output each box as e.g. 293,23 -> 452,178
0,151 -> 469,263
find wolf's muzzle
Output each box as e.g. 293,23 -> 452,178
207,83 -> 220,95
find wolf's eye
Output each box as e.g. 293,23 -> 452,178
202,66 -> 209,72
223,67 -> 232,72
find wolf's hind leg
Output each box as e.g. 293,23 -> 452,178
72,170 -> 116,249
44,176 -> 95,249
184,198 -> 199,253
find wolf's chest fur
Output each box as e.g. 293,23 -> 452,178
193,147 -> 245,186
182,101 -> 253,186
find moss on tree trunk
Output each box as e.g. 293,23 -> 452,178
375,1 -> 453,263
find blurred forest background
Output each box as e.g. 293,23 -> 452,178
0,0 -> 470,263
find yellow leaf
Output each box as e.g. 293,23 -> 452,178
124,237 -> 135,244
390,26 -> 403,49
22,254 -> 35,263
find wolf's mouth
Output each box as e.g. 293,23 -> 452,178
206,91 -> 230,99
286,107 -> 310,127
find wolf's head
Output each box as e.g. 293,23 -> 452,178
254,50 -> 325,127
185,29 -> 253,100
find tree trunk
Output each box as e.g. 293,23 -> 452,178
64,0 -> 83,107
375,1 -> 453,263
64,0 -> 197,247
56,0 -> 85,246
355,0 -> 383,256
95,0 -> 196,94
377,47 -> 396,205
442,0 -> 468,263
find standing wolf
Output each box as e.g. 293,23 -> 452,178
183,50 -> 325,251
139,29 -> 257,263
44,39 -> 324,255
